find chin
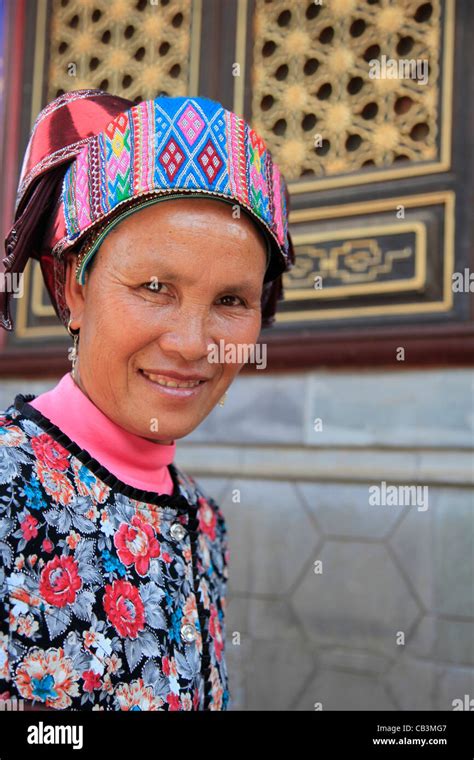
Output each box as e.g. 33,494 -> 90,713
129,395 -> 216,440
136,416 -> 200,442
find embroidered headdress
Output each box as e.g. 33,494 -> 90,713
1,90 -> 295,331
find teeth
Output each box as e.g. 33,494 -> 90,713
143,372 -> 202,388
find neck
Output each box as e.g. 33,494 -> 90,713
28,371 -> 176,494
71,369 -> 174,445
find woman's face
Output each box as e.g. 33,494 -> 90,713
64,198 -> 268,443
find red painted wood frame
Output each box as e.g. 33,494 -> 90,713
0,0 -> 26,355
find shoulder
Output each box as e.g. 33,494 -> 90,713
0,396 -> 44,445
172,463 -> 225,518
0,401 -> 43,568
0,398 -> 67,568
0,398 -> 56,482
0,401 -> 39,484
0,398 -> 27,432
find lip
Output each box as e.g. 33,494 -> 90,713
138,369 -> 209,400
140,369 -> 211,382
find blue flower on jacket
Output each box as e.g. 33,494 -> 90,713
169,606 -> 183,644
101,549 -> 127,577
23,476 -> 47,511
77,464 -> 96,488
31,674 -> 58,701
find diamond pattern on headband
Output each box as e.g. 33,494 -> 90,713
177,104 -> 205,146
198,140 -> 223,183
159,138 -> 185,182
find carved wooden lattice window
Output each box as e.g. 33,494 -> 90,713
48,0 -> 192,101
252,0 -> 442,181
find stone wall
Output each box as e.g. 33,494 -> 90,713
178,368 -> 474,711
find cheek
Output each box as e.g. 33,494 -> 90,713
82,292 -> 153,361
215,309 -> 262,343
212,312 -> 263,378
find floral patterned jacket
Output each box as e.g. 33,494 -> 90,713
0,393 -> 230,711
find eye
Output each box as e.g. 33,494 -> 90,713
142,280 -> 169,294
217,295 -> 246,307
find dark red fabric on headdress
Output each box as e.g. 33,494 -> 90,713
1,90 -> 134,330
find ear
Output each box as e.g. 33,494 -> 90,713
63,254 -> 87,328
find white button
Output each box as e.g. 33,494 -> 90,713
170,522 -> 186,541
180,623 -> 197,643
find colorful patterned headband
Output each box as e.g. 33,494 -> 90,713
60,96 -> 293,286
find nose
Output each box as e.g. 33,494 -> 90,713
157,302 -> 213,363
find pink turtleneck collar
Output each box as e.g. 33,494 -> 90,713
29,371 -> 176,494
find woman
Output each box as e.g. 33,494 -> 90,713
0,90 -> 294,711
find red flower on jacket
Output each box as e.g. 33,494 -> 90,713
82,670 -> 101,692
42,538 -> 54,553
197,498 -> 217,541
167,693 -> 181,710
39,555 -> 82,607
114,515 -> 160,576
31,434 -> 70,471
103,580 -> 145,639
209,605 -> 224,662
20,514 -> 39,541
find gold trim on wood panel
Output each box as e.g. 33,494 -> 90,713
16,260 -> 67,338
233,0 -> 248,117
32,262 -> 57,317
276,191 -> 455,323
289,190 -> 454,222
285,222 -> 426,301
188,0 -> 202,97
30,0 -> 48,130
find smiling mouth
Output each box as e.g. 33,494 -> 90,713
139,370 -> 206,389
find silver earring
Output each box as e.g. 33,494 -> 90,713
67,318 -> 80,381
219,391 -> 228,407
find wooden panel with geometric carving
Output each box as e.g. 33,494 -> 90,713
276,191 -> 454,326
